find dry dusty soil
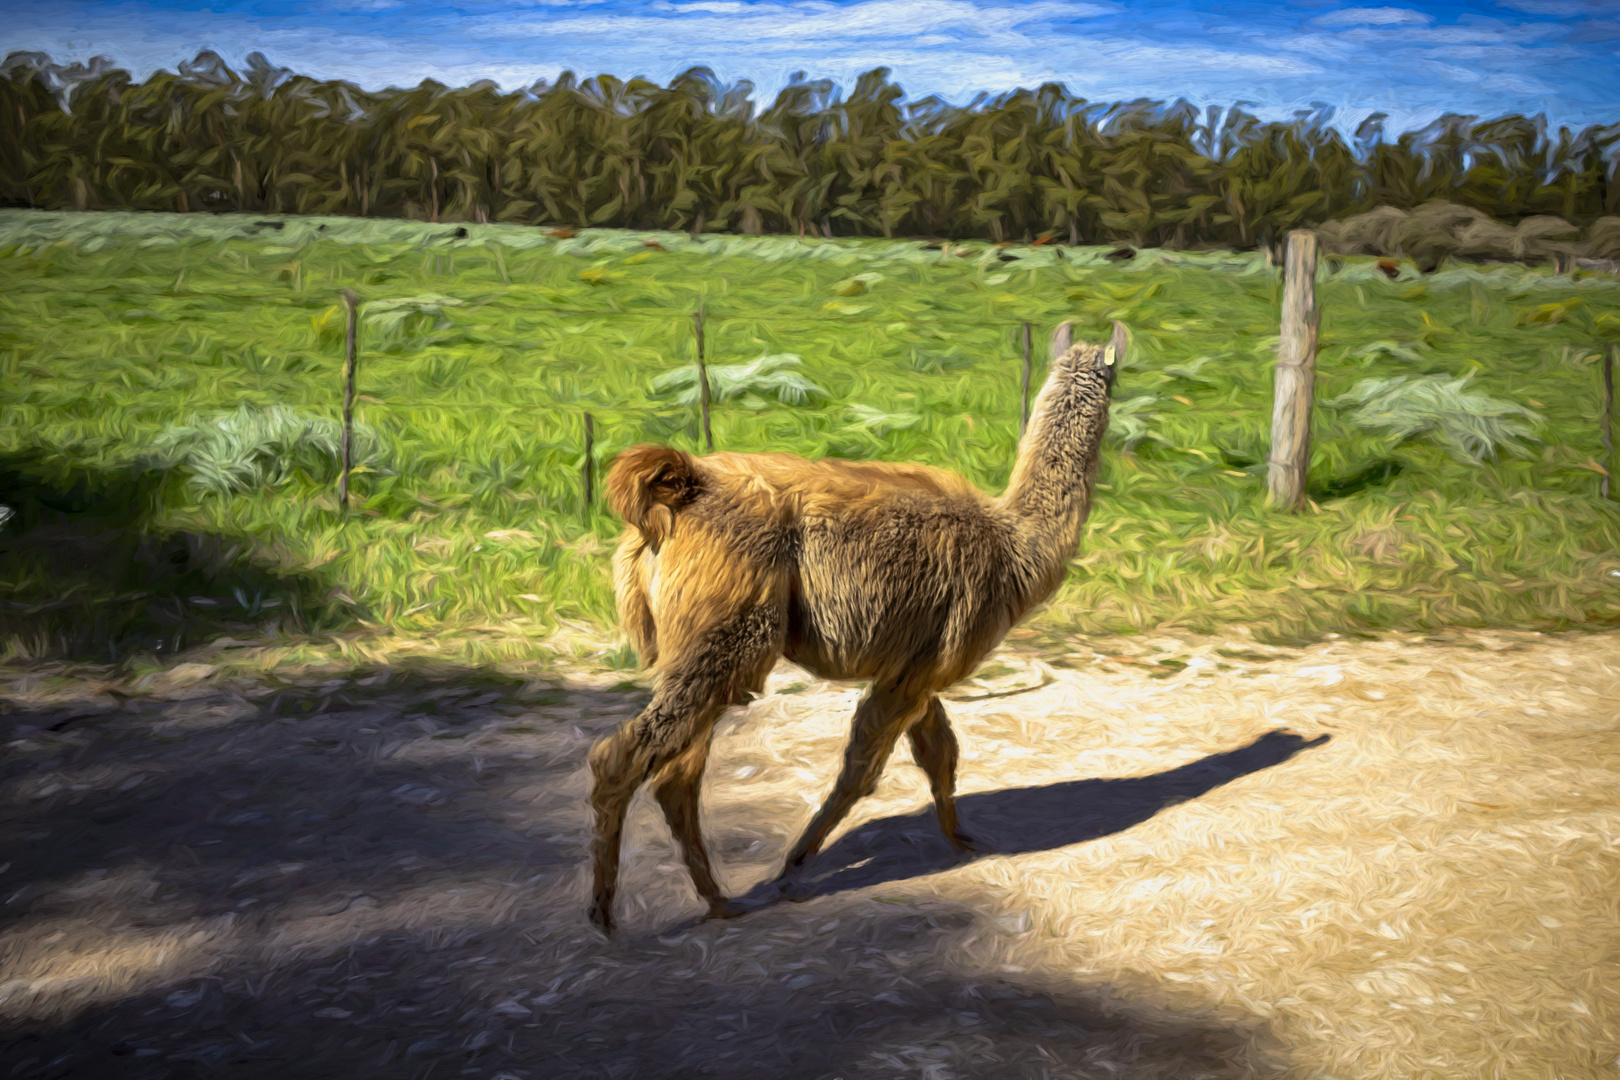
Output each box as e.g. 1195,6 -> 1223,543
0,627 -> 1617,1080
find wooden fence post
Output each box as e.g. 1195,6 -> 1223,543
338,289 -> 359,512
1020,320 -> 1033,437
693,304 -> 713,451
582,411 -> 595,514
1603,346 -> 1615,501
1267,230 -> 1320,511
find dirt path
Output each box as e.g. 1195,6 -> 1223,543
1,627 -> 1617,1079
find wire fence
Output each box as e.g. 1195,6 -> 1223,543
330,288 -> 1058,514
304,237 -> 1620,515
19,233 -> 1612,515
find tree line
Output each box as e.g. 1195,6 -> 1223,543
3,49 -> 1617,250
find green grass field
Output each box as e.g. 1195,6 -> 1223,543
2,209 -> 1618,663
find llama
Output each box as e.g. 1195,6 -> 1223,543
586,321 -> 1122,934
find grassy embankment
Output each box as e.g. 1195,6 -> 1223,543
1,209 -> 1617,666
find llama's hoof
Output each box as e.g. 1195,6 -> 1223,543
767,874 -> 814,903
705,898 -> 749,920
770,854 -> 813,887
949,830 -> 978,855
587,899 -> 615,937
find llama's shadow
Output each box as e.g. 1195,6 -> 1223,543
729,728 -> 1329,911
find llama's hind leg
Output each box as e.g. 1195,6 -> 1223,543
588,683 -> 726,936
587,721 -> 659,936
774,684 -> 929,884
907,696 -> 975,853
651,734 -> 727,917
588,605 -> 781,935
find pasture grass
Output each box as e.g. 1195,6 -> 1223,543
1,209 -> 1618,661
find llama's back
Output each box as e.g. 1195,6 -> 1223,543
609,446 -> 1030,686
694,454 -> 1024,684
699,452 -> 979,509
791,487 -> 1023,683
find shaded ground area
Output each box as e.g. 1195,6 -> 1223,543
0,627 -> 1617,1079
0,448 -> 348,663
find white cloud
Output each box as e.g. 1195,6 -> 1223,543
1486,71 -> 1557,94
1102,43 -> 1321,76
480,3 -> 1020,69
1313,7 -> 1433,26
1327,21 -> 1563,47
1424,42 -> 1578,62
1273,32 -> 1359,57
652,1 -> 754,12
1431,62 -> 1484,84
477,1 -> 1317,92
1496,0 -> 1614,14
775,49 -> 1057,89
506,0 -> 1116,43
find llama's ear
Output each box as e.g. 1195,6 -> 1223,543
1105,321 -> 1128,367
1050,320 -> 1074,360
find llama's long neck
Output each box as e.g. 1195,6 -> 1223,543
997,343 -> 1113,569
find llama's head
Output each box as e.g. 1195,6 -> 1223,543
1026,321 -> 1121,449
1048,319 -> 1123,396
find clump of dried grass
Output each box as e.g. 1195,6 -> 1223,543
1318,200 -> 1593,265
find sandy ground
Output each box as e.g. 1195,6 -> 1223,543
0,626 -> 1617,1080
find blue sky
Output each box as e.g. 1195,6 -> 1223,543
6,0 -> 1619,134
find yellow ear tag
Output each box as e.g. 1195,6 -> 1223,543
1103,345 -> 1116,366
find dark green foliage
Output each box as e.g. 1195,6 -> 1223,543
3,51 -> 1620,251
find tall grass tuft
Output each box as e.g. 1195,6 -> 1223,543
650,353 -> 826,408
1325,375 -> 1543,464
142,403 -> 390,495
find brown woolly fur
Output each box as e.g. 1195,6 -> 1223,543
587,326 -> 1121,934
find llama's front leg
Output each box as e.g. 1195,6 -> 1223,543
907,696 -> 975,853
652,734 -> 728,917
773,686 -> 926,885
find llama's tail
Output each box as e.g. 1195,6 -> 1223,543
605,444 -> 700,549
